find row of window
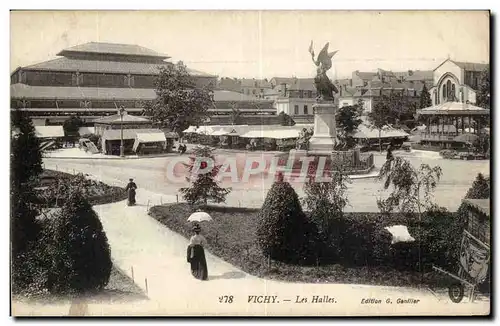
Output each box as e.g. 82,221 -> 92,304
293,105 -> 309,115
14,99 -> 144,109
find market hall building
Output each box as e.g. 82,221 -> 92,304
10,42 -> 274,126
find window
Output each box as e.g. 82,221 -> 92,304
451,84 -> 456,100
304,105 -> 308,115
447,80 -> 452,100
299,90 -> 304,98
343,102 -> 349,107
308,91 -> 313,98
442,84 -> 447,100
294,105 -> 299,115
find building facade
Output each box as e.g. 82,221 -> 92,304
273,78 -> 316,122
10,42 -> 274,126
429,59 -> 488,106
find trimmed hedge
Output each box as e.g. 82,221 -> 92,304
256,181 -> 316,264
149,203 -> 463,287
37,170 -> 127,207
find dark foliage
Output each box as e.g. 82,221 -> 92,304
11,109 -> 43,258
419,84 -> 433,109
62,115 -> 84,138
48,189 -> 112,294
256,180 -> 316,264
335,101 -> 363,150
37,171 -> 127,207
142,62 -> 214,135
150,203 -> 463,288
464,173 -> 490,200
179,146 -> 231,206
278,111 -> 296,126
476,65 -> 490,110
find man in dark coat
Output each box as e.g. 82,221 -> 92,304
125,178 -> 137,206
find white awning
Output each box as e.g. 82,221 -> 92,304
133,132 -> 166,152
239,129 -> 300,139
240,130 -> 268,138
267,129 -> 300,139
35,126 -> 65,138
136,132 -> 167,143
78,126 -> 95,136
211,129 -> 230,136
183,126 -> 197,133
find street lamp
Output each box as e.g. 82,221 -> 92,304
119,106 -> 125,157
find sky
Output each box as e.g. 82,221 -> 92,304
10,10 -> 490,80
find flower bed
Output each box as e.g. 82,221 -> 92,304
37,170 -> 127,207
149,203 -> 463,288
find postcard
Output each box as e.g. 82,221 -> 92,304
10,10 -> 490,317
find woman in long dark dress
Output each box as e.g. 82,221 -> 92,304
186,224 -> 208,280
125,178 -> 137,206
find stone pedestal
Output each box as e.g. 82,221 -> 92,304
308,102 -> 338,153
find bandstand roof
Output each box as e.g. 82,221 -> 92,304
417,102 -> 490,116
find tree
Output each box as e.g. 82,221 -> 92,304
368,94 -> 397,152
49,188 -> 112,294
257,179 -> 315,264
377,157 -> 443,215
278,111 -> 296,126
180,146 -> 231,206
62,115 -> 83,138
335,101 -> 363,150
142,61 -> 214,135
11,109 -> 43,256
301,170 -> 351,263
369,92 -> 415,151
229,102 -> 243,125
476,65 -> 490,110
419,84 -> 432,109
464,173 -> 490,199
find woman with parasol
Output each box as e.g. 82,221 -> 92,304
186,211 -> 212,280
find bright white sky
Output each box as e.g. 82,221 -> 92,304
10,10 -> 489,79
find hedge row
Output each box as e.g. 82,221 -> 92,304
149,203 -> 464,285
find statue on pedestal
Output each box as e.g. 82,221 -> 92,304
308,41 -> 339,102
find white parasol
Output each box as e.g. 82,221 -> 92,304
187,211 -> 213,222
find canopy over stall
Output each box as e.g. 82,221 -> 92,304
353,125 -> 409,139
132,132 -> 167,152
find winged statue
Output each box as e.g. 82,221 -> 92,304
309,41 -> 339,102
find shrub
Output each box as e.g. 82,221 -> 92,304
48,189 -> 112,294
256,180 -> 315,264
180,146 -> 231,206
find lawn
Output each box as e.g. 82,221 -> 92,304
149,203 -> 456,288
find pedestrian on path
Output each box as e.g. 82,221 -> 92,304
187,223 -> 208,280
125,178 -> 138,206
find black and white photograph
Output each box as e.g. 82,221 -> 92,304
9,10 -> 491,316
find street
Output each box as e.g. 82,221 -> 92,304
44,150 -> 490,212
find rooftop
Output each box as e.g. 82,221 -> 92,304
450,60 -> 488,72
23,57 -> 214,77
11,83 -> 273,104
57,42 -> 170,59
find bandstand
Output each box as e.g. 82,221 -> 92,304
415,101 -> 490,149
